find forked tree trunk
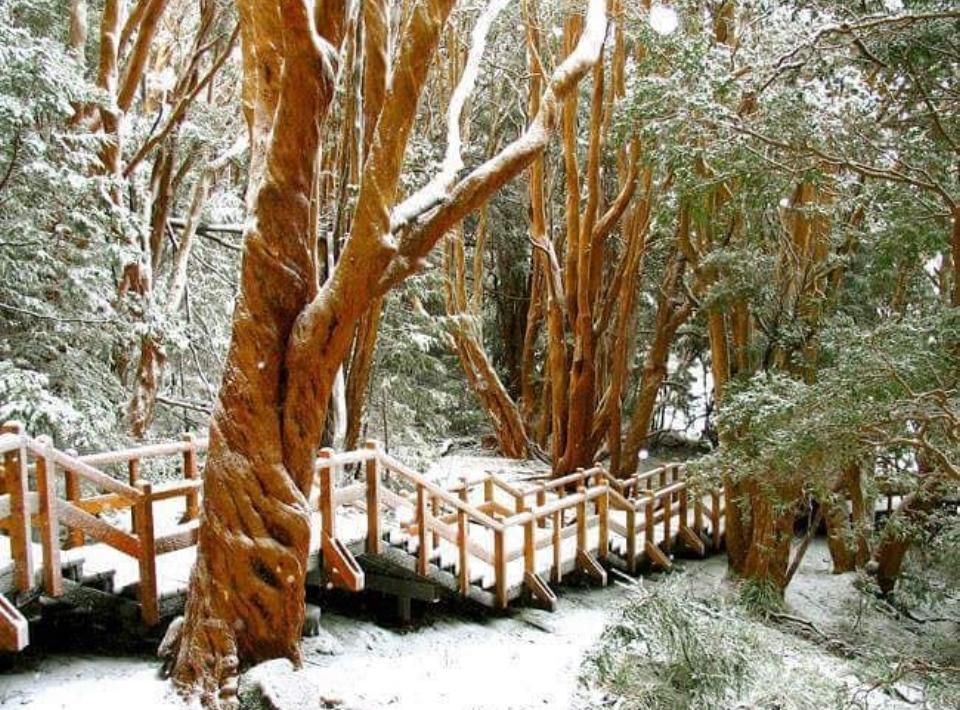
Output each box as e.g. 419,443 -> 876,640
736,478 -> 801,591
174,0 -> 609,702
172,1 -> 338,703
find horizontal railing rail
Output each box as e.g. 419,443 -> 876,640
0,422 -> 727,636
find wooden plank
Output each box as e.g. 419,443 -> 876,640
679,526 -> 706,557
523,571 -> 557,612
416,485 -> 429,576
576,483 -> 588,556
523,519 -> 535,573
34,437 -> 62,597
576,549 -> 607,585
645,496 -> 655,548
182,433 -> 200,521
150,479 -> 203,502
155,521 -> 200,555
551,510 -> 562,584
597,487 -> 609,561
2,423 -> 33,593
318,449 -> 335,538
322,449 -> 377,467
494,528 -> 507,609
662,491 -> 673,546
377,454 -> 502,530
431,494 -> 440,548
362,441 -> 380,555
135,482 -> 159,626
502,487 -> 596,527
0,433 -> 23,457
63,453 -> 84,548
128,458 -> 140,531
37,446 -> 142,500
645,540 -> 672,570
57,500 -> 140,558
0,592 -> 28,652
458,484 -> 469,596
363,571 -> 438,601
626,508 -> 637,574
406,514 -> 493,564
78,439 -> 208,466
322,533 -> 364,592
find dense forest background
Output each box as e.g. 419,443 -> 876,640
0,0 -> 958,705
1,0 -> 958,601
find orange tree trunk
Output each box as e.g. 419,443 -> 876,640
173,0 -> 610,702
171,1 -> 340,702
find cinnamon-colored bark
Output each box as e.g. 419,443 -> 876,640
174,1 -> 610,702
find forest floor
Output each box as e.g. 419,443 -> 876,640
0,452 -> 957,709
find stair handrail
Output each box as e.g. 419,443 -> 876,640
376,451 -> 504,531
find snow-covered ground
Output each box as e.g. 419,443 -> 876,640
0,580 -> 624,710
2,543 -> 957,710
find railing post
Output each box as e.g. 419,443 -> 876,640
551,509 -> 562,584
318,448 -> 335,539
35,436 -> 62,597
626,507 -> 637,574
557,485 -> 566,527
364,440 -> 380,555
483,476 -> 494,507
182,433 -> 200,522
662,491 -> 673,548
524,518 -> 535,574
431,494 -> 440,549
2,421 -> 33,593
536,486 -> 546,529
597,475 -> 609,562
645,495 -> 655,549
64,448 -> 84,548
458,480 -> 469,596
576,484 -> 587,556
128,457 -> 140,531
679,487 -> 689,531
658,467 -> 668,489
416,484 -> 429,575
494,527 -> 507,609
135,482 -> 159,626
694,495 -> 704,534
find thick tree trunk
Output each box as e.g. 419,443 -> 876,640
172,1 -> 337,702
736,478 -> 800,592
823,496 -> 856,573
871,468 -> 945,595
620,218 -> 691,476
173,0 -> 608,701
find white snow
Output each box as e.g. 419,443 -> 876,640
649,5 -> 679,36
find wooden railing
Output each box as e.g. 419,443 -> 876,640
0,421 -> 207,627
0,422 -> 726,642
316,448 -> 725,610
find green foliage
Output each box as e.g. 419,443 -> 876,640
738,577 -> 786,617
692,309 -> 960,488
585,581 -> 752,708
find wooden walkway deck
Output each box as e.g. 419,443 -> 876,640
0,422 -> 730,652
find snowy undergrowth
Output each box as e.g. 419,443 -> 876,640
579,579 -> 847,709
578,556 -> 960,710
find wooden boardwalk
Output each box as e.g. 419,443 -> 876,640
0,422 -> 730,652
